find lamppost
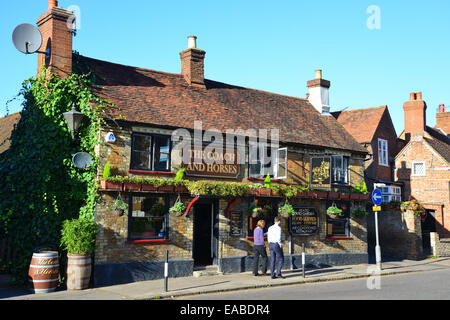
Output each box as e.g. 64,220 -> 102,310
63,104 -> 84,140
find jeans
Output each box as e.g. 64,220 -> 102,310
269,242 -> 284,277
253,245 -> 268,275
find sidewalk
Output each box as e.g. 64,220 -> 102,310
3,257 -> 450,300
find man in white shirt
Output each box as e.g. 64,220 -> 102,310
267,216 -> 285,279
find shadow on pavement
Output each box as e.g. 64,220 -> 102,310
169,280 -> 231,292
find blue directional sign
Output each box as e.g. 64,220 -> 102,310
372,189 -> 383,206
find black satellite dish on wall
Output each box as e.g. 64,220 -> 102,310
72,152 -> 93,170
12,23 -> 50,58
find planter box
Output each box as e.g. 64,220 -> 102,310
359,194 -> 370,201
350,193 -> 360,200
258,188 -> 272,197
100,180 -> 123,191
315,191 -> 328,199
328,192 -> 340,200
123,182 -> 141,192
298,191 -> 314,198
141,184 -> 159,192
339,193 -> 351,200
158,186 -> 175,192
175,186 -> 189,193
249,189 -> 259,196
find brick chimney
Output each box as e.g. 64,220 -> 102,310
403,92 -> 427,141
36,0 -> 74,78
307,70 -> 331,114
436,104 -> 450,135
180,36 -> 206,88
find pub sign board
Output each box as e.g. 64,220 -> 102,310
229,211 -> 243,237
183,146 -> 240,179
310,156 -> 331,189
289,207 -> 319,236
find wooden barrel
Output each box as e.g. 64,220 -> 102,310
28,251 -> 59,294
67,254 -> 92,290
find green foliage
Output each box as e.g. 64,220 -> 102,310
361,182 -> 368,194
264,174 -> 271,188
278,203 -> 295,216
0,68 -> 111,282
352,208 -> 367,216
400,200 -> 426,216
169,201 -> 187,216
174,168 -> 186,181
185,180 -> 250,197
102,161 -> 111,179
327,205 -> 344,217
60,218 -> 99,254
109,199 -> 127,211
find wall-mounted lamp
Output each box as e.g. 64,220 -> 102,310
63,104 -> 84,140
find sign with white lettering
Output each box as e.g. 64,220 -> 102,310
183,147 -> 240,178
289,207 -> 319,236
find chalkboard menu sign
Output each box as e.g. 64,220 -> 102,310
230,211 -> 243,236
289,207 -> 319,236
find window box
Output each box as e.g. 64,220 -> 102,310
249,189 -> 260,196
258,188 -> 272,197
100,179 -> 123,191
297,190 -> 313,198
158,185 -> 175,192
175,186 -> 189,193
350,193 -> 360,200
328,191 -> 340,200
339,193 -> 351,200
314,190 -> 328,199
141,184 -> 159,192
124,182 -> 141,192
359,194 -> 370,201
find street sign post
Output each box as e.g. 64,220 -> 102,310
372,189 -> 383,271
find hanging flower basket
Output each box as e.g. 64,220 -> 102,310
109,199 -> 128,217
278,203 -> 295,218
170,197 -> 187,217
327,203 -> 343,219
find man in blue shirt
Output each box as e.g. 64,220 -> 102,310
267,216 -> 285,279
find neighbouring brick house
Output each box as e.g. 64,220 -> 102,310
21,1 -> 372,286
395,92 -> 450,248
333,106 -> 403,202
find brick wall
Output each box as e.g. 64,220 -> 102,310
367,209 -> 423,260
395,136 -> 450,237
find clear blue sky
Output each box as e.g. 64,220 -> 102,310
1,0 -> 450,135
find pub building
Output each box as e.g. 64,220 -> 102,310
36,1 -> 370,287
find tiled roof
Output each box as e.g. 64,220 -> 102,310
332,106 -> 388,144
0,113 -> 20,154
424,126 -> 450,163
80,56 -> 366,154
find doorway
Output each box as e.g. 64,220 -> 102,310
193,201 -> 218,267
422,210 -> 437,256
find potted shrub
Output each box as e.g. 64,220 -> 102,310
278,203 -> 295,218
109,199 -> 128,217
247,204 -> 262,218
352,208 -> 367,217
169,199 -> 187,217
326,204 -> 344,219
60,218 -> 99,290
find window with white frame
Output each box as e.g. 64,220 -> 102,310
248,144 -> 287,179
378,139 -> 388,166
412,161 -> 426,176
380,185 -> 402,203
331,155 -> 349,184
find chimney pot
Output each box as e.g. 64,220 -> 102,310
315,70 -> 322,80
188,36 -> 197,49
416,92 -> 422,100
410,92 -> 416,101
48,0 -> 58,9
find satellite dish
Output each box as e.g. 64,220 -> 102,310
72,152 -> 94,169
12,23 -> 49,58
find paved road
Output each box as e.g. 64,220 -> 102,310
182,269 -> 450,300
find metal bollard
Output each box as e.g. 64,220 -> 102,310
302,243 -> 306,278
164,250 -> 169,292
